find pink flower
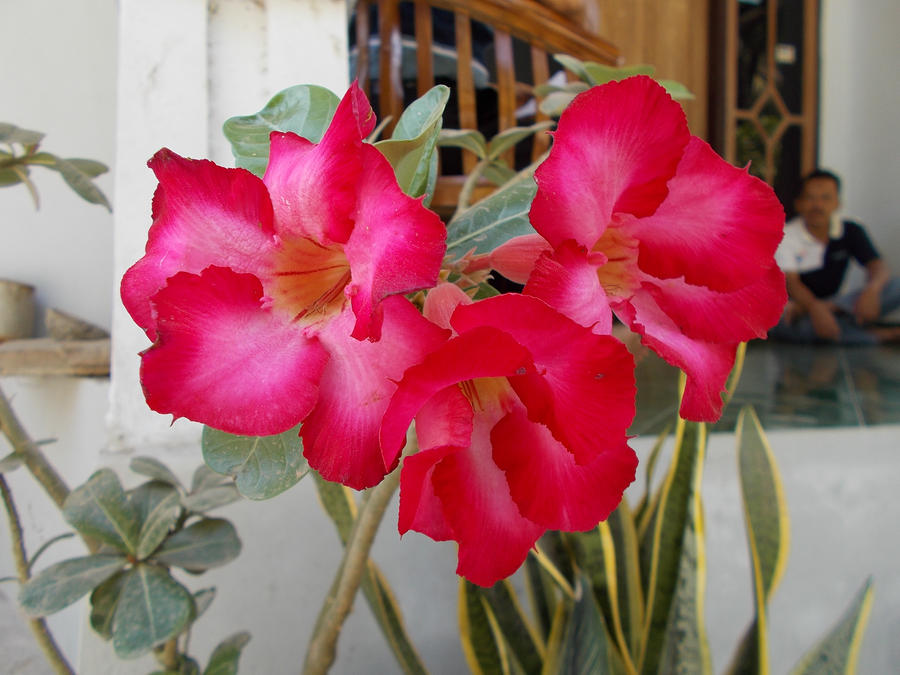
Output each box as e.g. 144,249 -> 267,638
492,76 -> 787,421
380,284 -> 637,586
121,84 -> 447,489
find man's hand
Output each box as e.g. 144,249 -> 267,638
854,285 -> 882,325
809,301 -> 841,340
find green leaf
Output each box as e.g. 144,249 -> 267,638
135,488 -> 181,560
193,587 -> 216,619
53,157 -> 111,210
374,85 -> 450,199
0,166 -> 23,187
19,554 -> 127,616
63,468 -> 142,553
11,164 -> 39,208
0,451 -> 24,472
583,63 -> 656,86
204,632 -> 251,675
26,533 -> 76,574
487,122 -> 554,161
789,578 -> 874,675
192,464 -> 228,493
525,554 -> 558,642
553,54 -> 590,82
480,580 -> 545,674
111,564 -> 195,658
0,123 -> 45,146
130,457 -> 184,489
445,170 -> 538,259
202,425 -> 308,500
89,569 -> 128,639
482,162 -> 517,188
539,91 -> 579,118
459,580 -> 509,675
657,80 -> 695,101
548,573 -> 614,675
726,406 -> 790,675
639,419 -> 706,675
153,518 -> 241,571
65,157 -> 108,177
182,484 -> 242,513
222,85 -> 341,176
438,128 -> 488,159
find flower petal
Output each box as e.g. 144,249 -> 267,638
493,406 -> 637,531
121,149 -> 277,339
614,293 -> 736,421
450,295 -> 635,465
625,137 -> 786,291
343,145 -> 446,341
300,297 -> 448,489
263,83 -> 375,245
644,265 -> 787,343
141,266 -> 327,435
530,76 -> 690,249
380,326 -> 536,469
422,282 -> 471,331
523,241 -> 613,334
429,409 -> 544,587
488,234 -> 552,285
399,445 -> 458,541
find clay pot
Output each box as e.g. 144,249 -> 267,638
0,279 -> 35,341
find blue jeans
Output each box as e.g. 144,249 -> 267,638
768,276 -> 900,345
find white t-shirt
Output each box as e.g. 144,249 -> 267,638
775,214 -> 844,273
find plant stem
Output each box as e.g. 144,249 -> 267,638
302,432 -> 415,675
0,475 -> 75,675
0,383 -> 70,508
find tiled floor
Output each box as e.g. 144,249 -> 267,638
629,340 -> 900,436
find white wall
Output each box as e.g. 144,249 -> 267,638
820,0 -> 900,268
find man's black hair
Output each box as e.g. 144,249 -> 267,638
800,168 -> 842,194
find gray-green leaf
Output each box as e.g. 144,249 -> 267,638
63,468 -> 141,553
438,128 -> 488,160
153,518 -> 241,571
19,554 -> 127,616
202,425 -> 308,500
90,569 -> 128,639
111,565 -> 195,658
0,123 -> 45,146
204,632 -> 251,675
135,489 -> 181,560
222,85 -> 341,176
130,457 -> 184,490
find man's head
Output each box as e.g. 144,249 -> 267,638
795,169 -> 841,232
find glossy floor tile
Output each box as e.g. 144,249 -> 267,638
629,340 -> 900,435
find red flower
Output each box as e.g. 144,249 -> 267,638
492,76 -> 786,421
121,84 -> 447,489
380,284 -> 637,586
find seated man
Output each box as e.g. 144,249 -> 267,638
770,169 -> 900,344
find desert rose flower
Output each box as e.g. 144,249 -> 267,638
380,284 -> 638,586
121,83 -> 446,489
491,76 -> 787,421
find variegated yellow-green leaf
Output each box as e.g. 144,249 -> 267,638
789,577 -> 874,675
480,579 -> 546,673
544,574 -> 614,675
459,579 -> 510,675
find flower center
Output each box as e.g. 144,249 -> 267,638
592,221 -> 640,299
267,237 -> 351,328
458,377 -> 516,414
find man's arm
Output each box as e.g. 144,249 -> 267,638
784,271 -> 841,340
854,258 -> 890,324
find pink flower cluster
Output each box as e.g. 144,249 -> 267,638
122,77 -> 785,587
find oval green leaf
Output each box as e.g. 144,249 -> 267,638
153,518 -> 241,571
63,468 -> 141,553
202,425 -> 308,500
135,488 -> 182,560
222,85 -> 340,176
111,564 -> 195,658
90,569 -> 128,639
182,484 -> 242,513
19,554 -> 127,617
130,457 -> 184,489
204,631 -> 251,675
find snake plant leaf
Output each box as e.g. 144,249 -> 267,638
480,580 -> 546,674
445,166 -> 538,259
63,468 -> 141,554
546,573 -> 614,675
111,564 -> 195,658
19,554 -> 127,617
724,406 -> 790,675
374,85 -> 449,201
789,577 -> 874,675
89,569 -> 128,639
130,456 -> 183,490
605,503 -> 645,658
201,425 -> 308,500
638,419 -> 707,675
459,579 -> 510,675
525,554 -> 558,642
153,518 -> 241,572
313,473 -> 428,674
222,84 -> 341,176
203,631 -> 251,675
